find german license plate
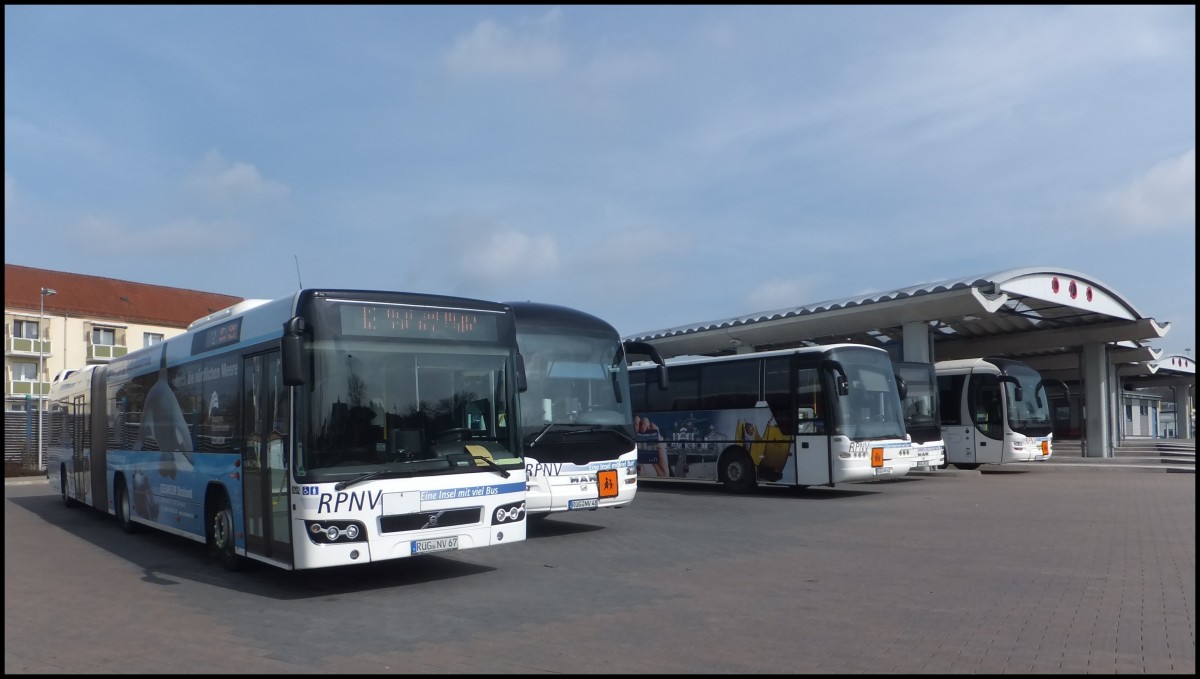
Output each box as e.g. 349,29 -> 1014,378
873,467 -> 893,476
411,536 -> 459,555
568,498 -> 599,510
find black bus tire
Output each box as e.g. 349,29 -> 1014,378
208,493 -> 242,572
114,477 -> 139,533
720,449 -> 757,494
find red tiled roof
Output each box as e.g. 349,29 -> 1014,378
4,264 -> 245,329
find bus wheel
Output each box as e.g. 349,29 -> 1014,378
60,467 -> 79,508
953,463 -> 980,470
721,450 -> 757,494
208,495 -> 242,572
114,478 -> 139,533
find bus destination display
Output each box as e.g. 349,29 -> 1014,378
340,304 -> 499,341
191,318 -> 242,355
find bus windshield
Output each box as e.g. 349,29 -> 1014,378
1002,364 -> 1053,434
301,341 -> 520,481
518,328 -> 634,455
827,347 -> 906,441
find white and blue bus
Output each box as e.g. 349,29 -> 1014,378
508,301 -> 667,518
935,357 -> 1056,469
629,344 -> 916,492
47,289 -> 528,571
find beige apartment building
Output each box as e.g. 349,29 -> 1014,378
4,264 -> 242,468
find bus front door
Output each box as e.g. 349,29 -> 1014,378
243,351 -> 293,567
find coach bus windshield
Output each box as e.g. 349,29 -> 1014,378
826,347 -> 906,441
1002,363 -> 1053,436
518,329 -> 634,461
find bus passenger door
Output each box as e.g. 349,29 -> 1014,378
71,395 -> 89,505
242,351 -> 293,566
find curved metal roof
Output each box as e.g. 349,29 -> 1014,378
624,266 -> 1171,369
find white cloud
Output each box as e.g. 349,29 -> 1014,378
455,228 -> 560,284
1095,148 -> 1195,232
74,214 -> 248,254
183,149 -> 290,206
745,277 -> 823,312
444,10 -> 565,79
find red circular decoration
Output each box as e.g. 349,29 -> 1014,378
1068,281 -> 1078,299
1051,277 -> 1060,293
1085,287 -> 1093,302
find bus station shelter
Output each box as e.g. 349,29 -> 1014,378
624,267 -> 1195,457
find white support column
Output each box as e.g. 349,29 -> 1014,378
901,322 -> 932,363
1172,384 -> 1193,440
1081,342 -> 1110,458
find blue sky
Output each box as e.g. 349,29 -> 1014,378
5,6 -> 1195,358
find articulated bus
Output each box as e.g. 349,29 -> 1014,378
935,357 -> 1054,469
47,289 -> 528,571
892,361 -> 946,471
508,301 -> 667,518
628,344 -> 916,493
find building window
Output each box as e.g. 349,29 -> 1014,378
11,361 -> 38,381
93,327 -> 117,346
13,320 -> 39,339
144,333 -> 164,348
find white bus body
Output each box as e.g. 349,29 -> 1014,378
935,357 -> 1054,469
629,344 -> 916,492
48,289 -> 528,571
893,360 -> 946,471
509,302 -> 666,517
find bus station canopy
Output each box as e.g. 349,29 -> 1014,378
624,267 -> 1186,388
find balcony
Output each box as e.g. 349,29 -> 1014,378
87,343 -> 128,362
6,337 -> 52,357
5,380 -> 47,398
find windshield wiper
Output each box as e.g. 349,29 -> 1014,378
527,422 -> 558,448
335,470 -> 382,491
471,454 -> 511,478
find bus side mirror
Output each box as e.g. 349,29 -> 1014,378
999,374 -> 1022,401
516,353 -> 528,393
657,365 -> 669,391
822,359 -> 849,396
894,374 -> 907,401
282,317 -> 306,386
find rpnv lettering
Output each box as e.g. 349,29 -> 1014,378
317,489 -> 383,514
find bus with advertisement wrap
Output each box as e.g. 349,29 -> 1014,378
935,356 -> 1057,469
628,344 -> 916,492
507,301 -> 667,518
46,289 -> 528,571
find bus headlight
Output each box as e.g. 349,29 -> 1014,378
492,501 -> 526,525
305,520 -> 368,544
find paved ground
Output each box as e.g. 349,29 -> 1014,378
5,462 -> 1195,674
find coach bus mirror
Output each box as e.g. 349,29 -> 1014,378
1035,378 -> 1069,407
821,359 -> 849,396
282,317 -> 306,386
516,354 -> 528,393
894,374 -> 907,400
656,364 -> 669,391
998,374 -> 1022,401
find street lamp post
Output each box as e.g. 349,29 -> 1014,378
38,287 -> 57,472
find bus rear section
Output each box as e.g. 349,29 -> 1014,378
629,344 -> 915,492
508,302 -> 667,517
936,357 -> 1054,469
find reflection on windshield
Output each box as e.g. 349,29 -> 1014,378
517,331 -> 634,457
829,351 -> 906,440
1003,368 -> 1053,433
302,345 -> 519,478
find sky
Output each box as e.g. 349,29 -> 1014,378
5,6 -> 1196,358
